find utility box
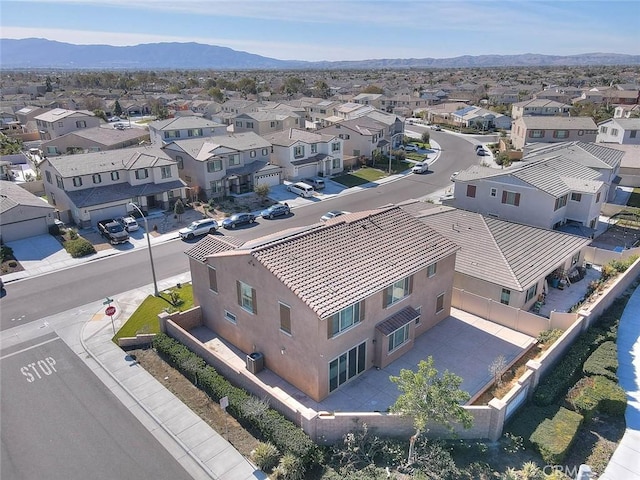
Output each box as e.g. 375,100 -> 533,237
246,352 -> 264,374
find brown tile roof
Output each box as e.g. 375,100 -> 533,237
184,235 -> 245,262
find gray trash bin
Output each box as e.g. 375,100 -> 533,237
246,352 -> 264,374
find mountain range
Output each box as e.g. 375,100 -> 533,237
2,38 -> 639,70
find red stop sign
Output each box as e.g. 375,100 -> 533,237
105,306 -> 116,316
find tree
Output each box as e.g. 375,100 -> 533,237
390,356 -> 473,465
254,183 -> 270,202
207,87 -> 224,102
489,355 -> 507,388
173,198 -> 185,222
93,109 -> 107,122
0,133 -> 23,155
45,76 -> 53,92
313,80 -> 331,99
421,131 -> 430,144
113,100 -> 123,117
361,85 -> 384,94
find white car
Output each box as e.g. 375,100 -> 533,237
402,144 -> 419,152
179,218 -> 219,239
412,162 -> 429,174
119,216 -> 139,232
450,171 -> 460,181
321,210 -> 350,222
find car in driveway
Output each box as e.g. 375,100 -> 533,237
402,144 -> 419,152
261,203 -> 291,219
222,212 -> 257,229
303,177 -> 325,190
179,218 -> 219,239
118,216 -> 139,232
320,210 -> 349,222
411,162 -> 429,174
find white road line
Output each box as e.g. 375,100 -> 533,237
0,337 -> 60,360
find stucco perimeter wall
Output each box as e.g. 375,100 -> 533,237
584,246 -> 640,266
452,289 -> 553,337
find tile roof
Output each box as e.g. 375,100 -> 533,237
264,128 -> 336,146
403,203 -> 592,291
0,180 -> 55,214
524,141 -> 623,170
43,125 -> 148,146
34,108 -> 94,122
168,132 -> 271,159
67,179 -> 186,208
149,116 -> 224,131
519,116 -> 597,129
184,235 -> 245,262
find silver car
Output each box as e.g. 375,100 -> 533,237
179,219 -> 219,239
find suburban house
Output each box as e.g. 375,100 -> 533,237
614,105 -> 640,119
0,180 -> 57,242
232,110 -> 303,135
400,201 -> 592,312
40,125 -> 150,156
303,99 -> 342,128
148,116 -> 227,145
379,94 -> 430,116
603,144 -> 640,188
451,106 -> 511,131
40,147 -> 186,227
162,131 -> 277,200
34,108 -> 102,141
511,99 -> 571,120
511,116 -> 598,150
263,128 -> 343,180
597,118 -> 640,145
444,153 -> 608,233
185,206 -> 459,402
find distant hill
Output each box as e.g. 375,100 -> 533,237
2,38 -> 639,70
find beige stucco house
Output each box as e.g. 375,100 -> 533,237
511,116 -> 598,150
186,206 -> 459,402
0,180 -> 57,242
34,108 -> 102,141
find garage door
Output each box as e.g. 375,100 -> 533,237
0,217 -> 49,242
255,172 -> 280,187
296,164 -> 318,179
89,205 -> 128,226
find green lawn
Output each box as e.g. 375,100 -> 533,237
628,188 -> 640,208
332,168 -> 386,186
113,283 -> 194,341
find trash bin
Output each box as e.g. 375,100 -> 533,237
246,352 -> 264,374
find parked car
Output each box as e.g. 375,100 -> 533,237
476,148 -> 486,156
403,144 -> 419,152
287,182 -> 314,198
222,213 -> 256,229
108,116 -> 121,122
450,171 -> 460,181
321,210 -> 349,222
97,219 -> 130,245
411,162 -> 429,174
303,177 -> 325,190
475,144 -> 484,152
118,216 -> 139,232
261,203 -> 291,219
178,218 -> 218,239
431,125 -> 442,131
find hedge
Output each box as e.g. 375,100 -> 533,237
583,341 -> 618,381
568,375 -> 626,421
152,333 -> 321,466
530,407 -> 583,464
63,237 -> 96,257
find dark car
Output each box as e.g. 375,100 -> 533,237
476,148 -> 486,156
261,204 -> 291,219
222,212 -> 256,229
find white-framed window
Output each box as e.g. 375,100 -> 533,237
388,324 -> 410,352
246,121 -> 254,129
630,130 -> 637,138
164,130 -> 180,139
384,276 -> 412,308
529,129 -> 544,138
600,126 -> 608,133
415,305 -> 422,325
135,169 -> 148,180
224,310 -> 237,324
45,171 -> 52,183
210,180 -> 223,193
571,192 -> 582,202
553,130 -> 569,139
56,176 -> 63,188
76,120 -> 87,128
50,193 -> 56,205
262,148 -> 269,156
611,128 -> 619,136
208,266 -> 217,293
228,154 -> 240,166
176,155 -> 184,169
207,159 -> 222,172
500,288 -> 511,305
294,145 -> 304,158
57,121 -> 64,127
161,166 -> 172,179
187,128 -> 203,137
554,194 -> 568,210
502,191 -> 520,206
235,121 -> 242,127
490,187 -> 497,197
250,150 -> 256,158
436,293 -> 445,313
328,342 -> 366,392
92,173 -> 101,184
72,176 -> 82,187
525,284 -> 538,303
427,263 -> 437,278
328,301 -> 363,338
332,157 -> 341,169
311,143 -> 318,153
237,281 -> 256,314
332,142 -> 341,152
111,171 -> 119,181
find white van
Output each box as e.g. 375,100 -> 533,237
287,182 -> 314,197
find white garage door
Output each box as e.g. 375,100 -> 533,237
89,205 -> 128,226
255,172 -> 280,187
296,164 -> 318,179
0,217 -> 49,242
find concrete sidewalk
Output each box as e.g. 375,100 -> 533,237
76,272 -> 266,480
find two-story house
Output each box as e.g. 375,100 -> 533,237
148,116 -> 227,145
40,147 -> 186,227
451,106 -> 511,130
263,128 -> 343,180
162,131 -> 276,200
511,116 -> 598,150
34,108 -> 101,141
511,99 -> 572,120
185,206 -> 459,402
232,110 -> 303,135
40,125 -> 150,156
597,118 -> 640,145
445,155 -> 607,233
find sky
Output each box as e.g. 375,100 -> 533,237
1,0 -> 639,62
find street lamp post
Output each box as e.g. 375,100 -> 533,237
128,202 -> 159,297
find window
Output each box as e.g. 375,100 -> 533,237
57,121 -> 64,127
554,194 -> 568,210
596,191 -> 601,203
262,148 -> 269,156
578,130 -> 584,136
111,171 -> 119,181
164,130 -> 180,139
56,175 -> 63,188
328,342 -> 366,392
525,284 -> 538,303
270,121 -> 276,128
72,176 -> 82,187
571,251 -> 580,266
161,166 -> 172,179
92,173 -> 101,184
279,302 -> 291,335
210,180 -> 223,194
571,192 -> 582,202
631,130 -> 637,139
490,187 -> 497,197
76,120 -> 87,128
207,159 -> 222,172
294,145 -> 304,158
224,310 -> 237,324
600,126 -> 608,133
311,143 -> 318,154
611,128 -> 619,136
332,142 -> 341,152
187,128 -> 203,137
237,281 -> 257,314
553,130 -> 569,139
501,288 -> 511,305
466,185 -> 476,198
427,263 -> 437,278
176,155 -> 184,169
208,266 -> 217,293
135,169 -> 148,180
332,157 -> 341,169
45,171 -> 52,183
235,121 -> 242,127
388,324 -> 410,352
328,301 -> 364,338
415,305 -> 422,325
384,276 -> 413,308
250,150 -> 256,158
529,129 -> 544,138
50,193 -> 56,205
228,154 -> 240,166
502,191 -> 521,206
436,293 -> 445,313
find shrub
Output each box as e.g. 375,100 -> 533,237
272,452 -> 306,480
566,375 -> 626,421
583,341 -> 618,381
64,238 -> 96,257
537,328 -> 563,346
1,244 -> 14,262
251,442 -> 280,472
530,407 -> 583,464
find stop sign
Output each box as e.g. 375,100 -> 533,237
105,306 -> 116,316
